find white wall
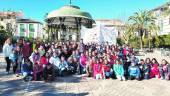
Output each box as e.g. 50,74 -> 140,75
16,23 -> 44,38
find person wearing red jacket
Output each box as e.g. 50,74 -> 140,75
150,58 -> 160,79
102,59 -> 111,79
93,58 -> 103,80
40,53 -> 49,68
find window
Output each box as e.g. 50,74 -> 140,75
29,24 -> 35,32
20,24 -> 25,32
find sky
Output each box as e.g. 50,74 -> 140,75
0,0 -> 168,22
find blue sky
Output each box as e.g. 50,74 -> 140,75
0,0 -> 168,22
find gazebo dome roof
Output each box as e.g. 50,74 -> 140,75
47,5 -> 93,20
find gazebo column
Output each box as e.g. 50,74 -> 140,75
48,25 -> 52,41
75,17 -> 82,41
51,26 -> 55,41
59,17 -> 66,42
55,25 -> 59,41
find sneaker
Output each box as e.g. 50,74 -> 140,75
122,77 -> 126,81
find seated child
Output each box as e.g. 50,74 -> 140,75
22,59 -> 33,82
93,58 -> 103,80
58,56 -> 69,76
150,58 -> 160,79
159,59 -> 170,80
128,62 -> 141,80
102,59 -> 111,79
143,58 -> 151,80
138,59 -> 145,79
67,57 -> 77,74
86,57 -> 93,77
79,53 -> 87,74
113,59 -> 126,81
33,62 -> 43,81
43,63 -> 55,82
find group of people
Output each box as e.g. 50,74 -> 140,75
2,38 -> 170,82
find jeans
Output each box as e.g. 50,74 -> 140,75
5,57 -> 11,72
11,59 -> 18,74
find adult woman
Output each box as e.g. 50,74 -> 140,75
3,38 -> 13,74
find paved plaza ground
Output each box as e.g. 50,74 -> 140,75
0,51 -> 170,96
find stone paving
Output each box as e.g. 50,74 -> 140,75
0,51 -> 170,96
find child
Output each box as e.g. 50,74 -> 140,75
85,57 -> 93,77
40,53 -> 49,69
9,49 -> 18,74
43,63 -> 55,82
159,59 -> 170,80
79,53 -> 87,74
93,58 -> 103,80
67,57 -> 77,74
150,58 -> 160,79
128,62 -> 141,80
113,59 -> 126,81
58,56 -> 69,76
29,49 -> 40,66
143,58 -> 151,80
138,59 -> 145,79
102,59 -> 111,79
22,59 -> 33,82
33,62 -> 43,81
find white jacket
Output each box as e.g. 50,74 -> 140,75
49,57 -> 61,68
3,44 -> 13,57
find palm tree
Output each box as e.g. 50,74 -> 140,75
122,24 -> 135,44
128,10 -> 158,50
147,22 -> 159,50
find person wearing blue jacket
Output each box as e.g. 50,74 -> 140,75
128,62 -> 141,80
22,59 -> 33,81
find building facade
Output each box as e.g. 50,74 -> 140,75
0,11 -> 23,35
151,2 -> 170,35
0,11 -> 44,39
16,19 -> 44,38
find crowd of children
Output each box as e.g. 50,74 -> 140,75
2,38 -> 170,82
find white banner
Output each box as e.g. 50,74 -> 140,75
81,25 -> 117,45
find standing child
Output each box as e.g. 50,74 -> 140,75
9,49 -> 18,74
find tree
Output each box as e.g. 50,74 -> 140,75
147,22 -> 160,49
122,24 -> 135,44
128,10 -> 158,50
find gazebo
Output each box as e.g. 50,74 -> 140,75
45,4 -> 95,41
